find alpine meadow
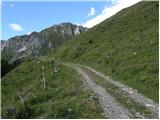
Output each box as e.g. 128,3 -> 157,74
1,1 -> 159,119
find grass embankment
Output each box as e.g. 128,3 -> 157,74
1,58 -> 104,118
54,1 -> 159,102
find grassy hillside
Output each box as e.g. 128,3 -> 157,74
2,58 -> 104,118
54,1 -> 159,102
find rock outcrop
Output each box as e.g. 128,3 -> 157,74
1,22 -> 87,63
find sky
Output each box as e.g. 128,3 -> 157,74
1,0 -> 141,40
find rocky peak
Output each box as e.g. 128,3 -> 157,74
1,22 -> 87,63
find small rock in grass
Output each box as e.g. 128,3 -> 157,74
146,104 -> 152,107
68,108 -> 72,112
133,52 -> 137,55
90,95 -> 97,100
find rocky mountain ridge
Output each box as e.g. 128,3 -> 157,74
1,22 -> 87,63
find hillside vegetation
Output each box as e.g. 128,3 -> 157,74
1,1 -> 159,119
2,58 -> 104,118
54,1 -> 159,102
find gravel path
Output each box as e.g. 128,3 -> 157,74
75,64 -> 159,118
65,63 -> 134,119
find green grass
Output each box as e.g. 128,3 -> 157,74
54,1 -> 159,102
2,1 -> 159,119
1,58 -> 104,118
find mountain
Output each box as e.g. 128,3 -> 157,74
54,1 -> 159,102
1,1 -> 159,119
1,22 -> 87,64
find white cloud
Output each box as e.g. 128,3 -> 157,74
9,3 -> 15,7
83,0 -> 141,28
27,32 -> 32,35
88,7 -> 95,16
9,24 -> 23,32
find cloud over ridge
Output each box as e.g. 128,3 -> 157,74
83,0 -> 141,28
9,24 -> 23,32
88,7 -> 95,16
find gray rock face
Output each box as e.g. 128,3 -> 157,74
1,22 -> 87,63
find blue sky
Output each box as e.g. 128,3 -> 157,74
1,0 -> 140,40
2,1 -> 112,40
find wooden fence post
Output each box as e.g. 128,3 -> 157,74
42,66 -> 46,90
